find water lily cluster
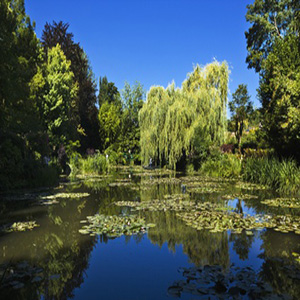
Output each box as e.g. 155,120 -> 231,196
0,221 -> 39,233
261,198 -> 300,209
79,214 -> 155,237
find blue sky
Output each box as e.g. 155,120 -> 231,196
26,0 -> 260,109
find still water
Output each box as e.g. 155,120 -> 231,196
0,166 -> 299,299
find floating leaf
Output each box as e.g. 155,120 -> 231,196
40,192 -> 90,200
261,198 -> 300,208
79,214 -> 155,237
1,221 -> 39,233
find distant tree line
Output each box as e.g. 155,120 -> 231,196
0,0 -> 299,189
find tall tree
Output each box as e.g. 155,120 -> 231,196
120,82 -> 144,159
0,0 -> 40,134
246,0 -> 300,159
43,44 -> 78,148
139,61 -> 229,169
98,76 -> 120,106
41,21 -> 99,151
245,0 -> 297,72
0,0 -> 45,189
98,101 -> 122,150
229,84 -> 253,146
97,77 -> 122,151
258,34 -> 300,159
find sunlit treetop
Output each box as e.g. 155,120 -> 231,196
245,0 -> 298,72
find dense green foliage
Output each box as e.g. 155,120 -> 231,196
0,0 -> 59,190
98,76 -> 120,106
245,0 -> 297,72
98,79 -> 144,161
69,152 -> 109,176
98,100 -> 122,150
258,33 -> 300,159
42,21 -> 99,150
200,153 -> 300,195
0,3 -> 145,189
43,44 -> 78,148
228,85 -> 254,147
246,0 -> 300,160
200,154 -> 242,178
1,0 -> 299,191
120,82 -> 144,161
139,61 -> 229,169
243,157 -> 300,195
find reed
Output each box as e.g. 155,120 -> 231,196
242,157 -> 300,195
201,154 -> 300,195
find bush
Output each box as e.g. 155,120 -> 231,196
0,135 -> 59,191
79,152 -> 108,175
32,165 -> 59,188
68,152 -> 82,178
277,159 -> 300,194
200,154 -> 242,178
186,163 -> 195,174
104,149 -> 121,165
68,148 -> 127,177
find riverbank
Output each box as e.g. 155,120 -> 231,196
200,154 -> 300,196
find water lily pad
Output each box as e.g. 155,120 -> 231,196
234,181 -> 267,190
176,209 -> 268,233
222,193 -> 259,200
261,198 -> 300,208
40,192 -> 90,200
79,214 -> 155,237
0,221 -> 39,233
141,177 -> 181,186
189,186 -> 224,194
109,181 -> 134,187
31,276 -> 42,283
292,252 -> 300,264
0,262 -> 45,290
114,199 -> 229,214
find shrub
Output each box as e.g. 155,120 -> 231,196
186,163 -> 195,174
68,152 -> 82,178
79,152 -> 108,175
200,154 -> 241,178
32,165 -> 59,188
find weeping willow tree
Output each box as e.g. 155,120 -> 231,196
139,61 -> 229,169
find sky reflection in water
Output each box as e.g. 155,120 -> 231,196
0,170 -> 299,299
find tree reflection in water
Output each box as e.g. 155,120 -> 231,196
146,210 -> 230,268
229,231 -> 254,261
0,190 -> 98,300
0,172 -> 299,299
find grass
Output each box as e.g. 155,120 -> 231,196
242,157 -> 300,195
200,154 -> 300,196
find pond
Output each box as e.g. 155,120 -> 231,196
0,166 -> 300,299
